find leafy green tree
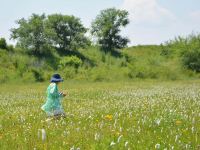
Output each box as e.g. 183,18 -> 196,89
91,8 -> 129,51
46,14 -> 90,54
0,38 -> 7,49
10,14 -> 49,57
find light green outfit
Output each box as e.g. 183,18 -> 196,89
41,83 -> 64,116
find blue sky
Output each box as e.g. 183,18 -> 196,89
0,0 -> 200,45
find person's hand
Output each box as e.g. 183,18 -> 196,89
61,92 -> 67,97
62,93 -> 67,97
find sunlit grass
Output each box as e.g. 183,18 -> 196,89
0,81 -> 200,149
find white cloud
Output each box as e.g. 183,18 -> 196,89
121,0 -> 176,24
120,0 -> 179,45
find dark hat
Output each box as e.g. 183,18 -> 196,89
50,73 -> 63,82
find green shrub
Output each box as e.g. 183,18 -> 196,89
119,56 -> 128,67
76,68 -> 90,80
0,70 -> 9,83
12,55 -> 29,77
63,67 -> 76,79
90,67 -> 109,81
182,49 -> 200,72
59,56 -> 82,69
31,68 -> 45,82
0,38 -> 7,50
22,72 -> 35,82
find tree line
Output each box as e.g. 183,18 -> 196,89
9,8 -> 129,57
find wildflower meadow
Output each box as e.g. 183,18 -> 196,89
0,81 -> 200,149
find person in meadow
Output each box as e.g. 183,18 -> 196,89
41,73 -> 66,118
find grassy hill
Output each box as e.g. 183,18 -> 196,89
0,33 -> 200,83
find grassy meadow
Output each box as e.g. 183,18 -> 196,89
1,81 -> 200,149
1,7 -> 200,150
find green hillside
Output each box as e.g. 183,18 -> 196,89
1,33 -> 200,83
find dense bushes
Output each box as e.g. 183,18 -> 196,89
59,56 -> 82,69
164,33 -> 200,72
182,48 -> 200,72
0,38 -> 7,49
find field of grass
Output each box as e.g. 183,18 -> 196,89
0,81 -> 200,149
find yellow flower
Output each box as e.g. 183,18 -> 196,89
176,120 -> 182,125
105,115 -> 113,121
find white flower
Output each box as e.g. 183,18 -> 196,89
125,141 -> 128,147
120,127 -> 123,132
175,135 -> 178,142
110,141 -> 116,146
41,129 -> 46,142
155,119 -> 161,126
155,143 -> 160,149
94,133 -> 100,141
191,127 -> 195,133
38,129 -> 46,142
117,135 -> 123,143
70,146 -> 75,150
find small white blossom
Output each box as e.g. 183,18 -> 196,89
155,119 -> 161,126
125,141 -> 128,147
155,143 -> 160,149
117,135 -> 123,143
110,141 -> 116,146
41,129 -> 46,142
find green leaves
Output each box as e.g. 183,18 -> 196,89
10,9 -> 129,57
91,8 -> 130,51
59,56 -> 83,69
0,38 -> 7,50
11,13 -> 90,57
46,14 -> 89,52
11,14 -> 48,57
182,48 -> 200,72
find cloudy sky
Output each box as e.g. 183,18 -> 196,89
0,0 -> 200,45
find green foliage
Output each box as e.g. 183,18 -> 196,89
2,10 -> 200,83
0,69 -> 9,83
160,44 -> 173,57
59,56 -> 83,69
11,14 -> 49,57
164,33 -> 200,72
0,38 -> 7,49
11,13 -> 90,57
90,67 -> 109,81
46,14 -> 90,54
62,67 -> 76,79
182,48 -> 200,72
91,8 -> 129,51
31,68 -> 45,82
